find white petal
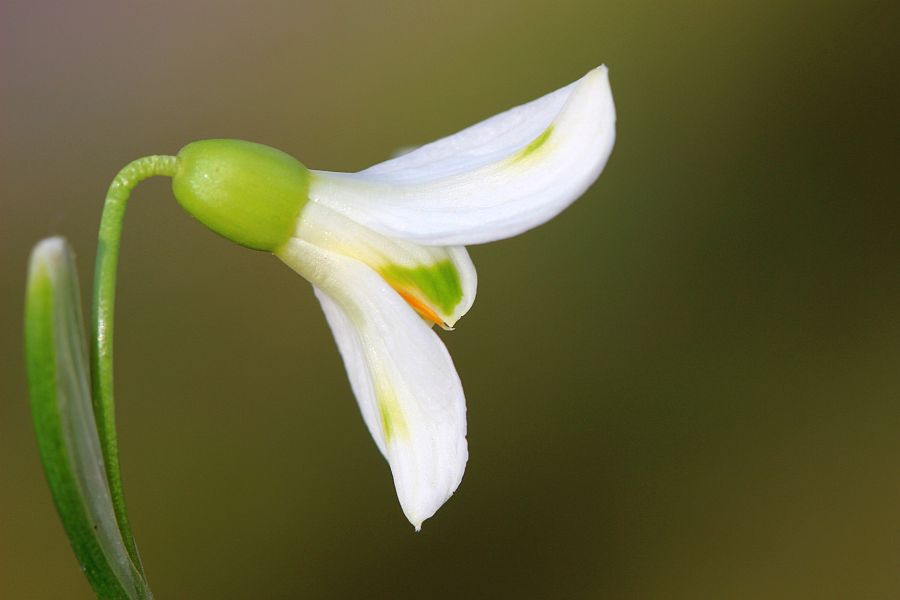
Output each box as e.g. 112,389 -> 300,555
277,238 -> 468,529
309,65 -> 616,245
295,201 -> 476,327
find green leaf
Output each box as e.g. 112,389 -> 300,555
25,237 -> 153,600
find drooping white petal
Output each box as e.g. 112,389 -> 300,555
277,238 -> 468,530
308,65 -> 616,246
295,201 -> 477,328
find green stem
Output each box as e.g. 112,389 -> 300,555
91,155 -> 177,577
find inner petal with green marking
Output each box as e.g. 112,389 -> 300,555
293,200 -> 476,328
379,260 -> 463,328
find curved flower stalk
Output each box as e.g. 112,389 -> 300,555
25,65 -> 614,596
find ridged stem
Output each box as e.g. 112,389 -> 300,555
91,155 -> 177,577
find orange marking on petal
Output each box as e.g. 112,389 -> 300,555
393,287 -> 451,330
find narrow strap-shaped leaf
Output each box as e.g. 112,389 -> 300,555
25,237 -> 153,600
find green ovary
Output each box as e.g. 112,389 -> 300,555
380,260 -> 463,315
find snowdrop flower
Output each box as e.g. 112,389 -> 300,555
23,64 -> 615,600
171,66 -> 615,529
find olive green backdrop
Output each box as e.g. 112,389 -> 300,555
1,1 -> 897,598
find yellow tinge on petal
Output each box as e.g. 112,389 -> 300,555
513,125 -> 555,163
376,384 -> 408,441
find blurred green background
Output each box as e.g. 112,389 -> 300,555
2,1 -> 898,598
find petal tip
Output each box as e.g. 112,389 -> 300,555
400,497 -> 440,532
397,467 -> 465,532
403,504 -> 428,532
